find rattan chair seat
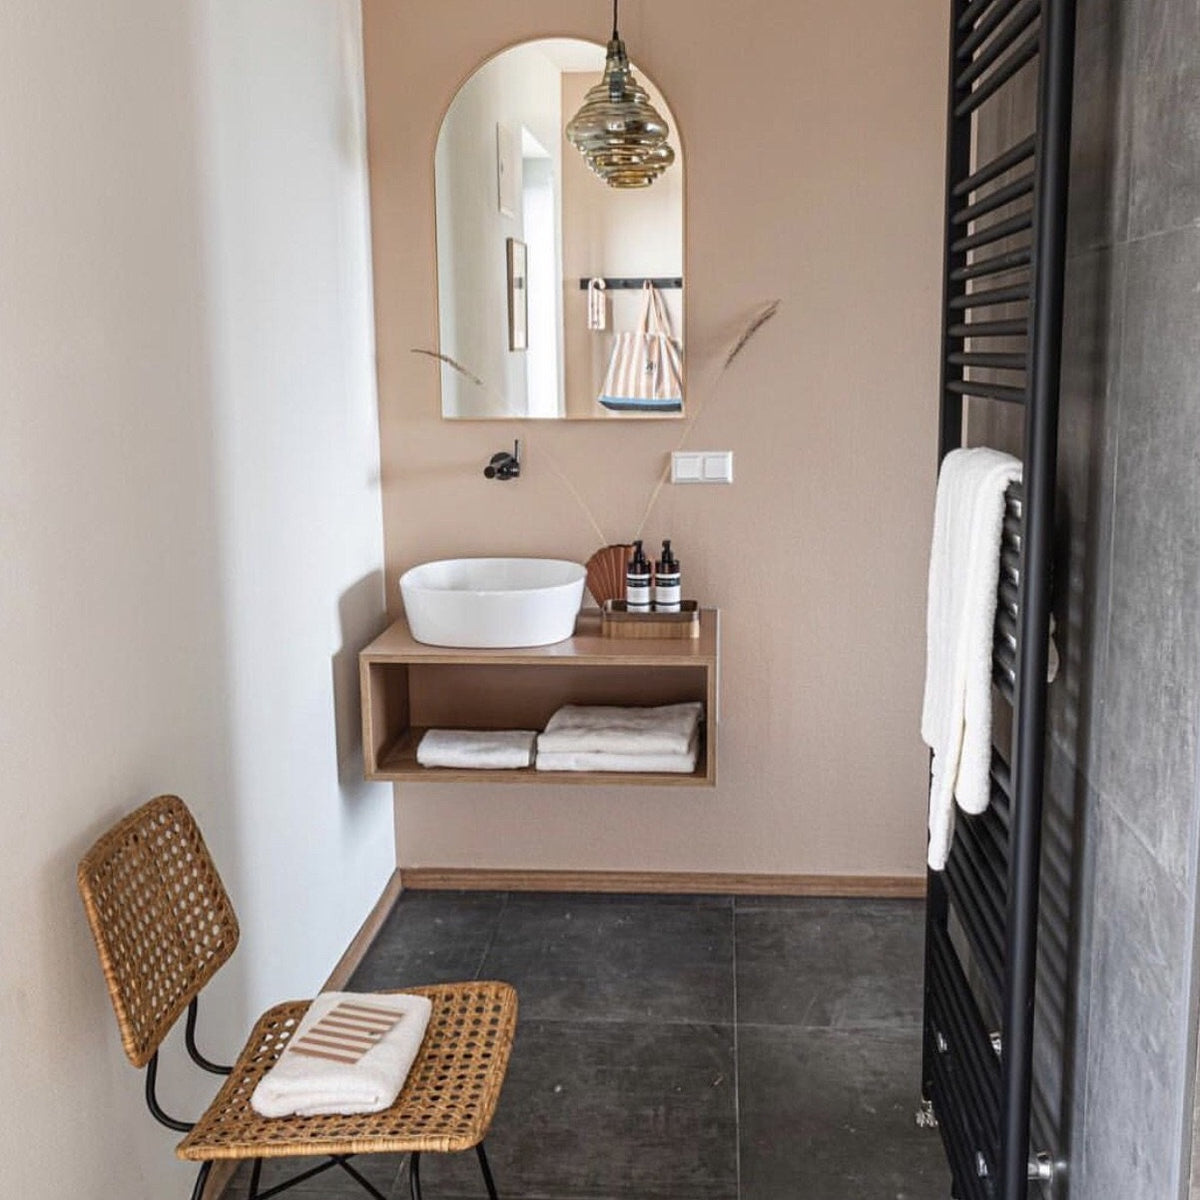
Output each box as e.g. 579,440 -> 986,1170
178,980 -> 517,1162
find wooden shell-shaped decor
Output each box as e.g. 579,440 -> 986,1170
585,544 -> 633,607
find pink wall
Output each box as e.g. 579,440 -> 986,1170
362,0 -> 947,880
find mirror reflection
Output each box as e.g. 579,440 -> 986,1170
434,38 -> 685,420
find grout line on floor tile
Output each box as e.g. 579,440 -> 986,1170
731,899 -> 741,1200
498,1013 -> 738,1029
472,890 -> 509,980
735,1019 -> 926,1034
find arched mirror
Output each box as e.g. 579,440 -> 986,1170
434,38 -> 685,419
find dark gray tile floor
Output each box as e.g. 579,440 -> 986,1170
231,893 -> 948,1200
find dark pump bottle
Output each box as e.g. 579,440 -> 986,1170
626,540 -> 652,612
654,540 -> 681,612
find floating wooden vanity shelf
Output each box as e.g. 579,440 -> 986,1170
360,609 -> 719,786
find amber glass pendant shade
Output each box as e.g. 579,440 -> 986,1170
565,24 -> 675,189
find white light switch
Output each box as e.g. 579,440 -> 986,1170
671,452 -> 702,482
702,451 -> 734,482
671,450 -> 733,484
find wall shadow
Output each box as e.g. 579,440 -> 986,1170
333,568 -> 388,791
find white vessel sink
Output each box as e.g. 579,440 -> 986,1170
399,557 -> 587,648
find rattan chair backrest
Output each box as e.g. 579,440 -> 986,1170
77,795 -> 240,1068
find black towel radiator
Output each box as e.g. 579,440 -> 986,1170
921,1 -> 1076,1198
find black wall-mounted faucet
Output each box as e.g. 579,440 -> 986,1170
484,440 -> 521,481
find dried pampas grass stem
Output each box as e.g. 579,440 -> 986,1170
409,348 -> 485,388
408,300 -> 780,553
540,450 -> 610,547
724,299 -> 780,369
411,347 -> 529,417
631,298 -> 781,540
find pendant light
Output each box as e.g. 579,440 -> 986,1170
565,0 -> 676,189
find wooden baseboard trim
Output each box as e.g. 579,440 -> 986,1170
206,869 -> 404,1199
323,868 -> 405,990
398,867 -> 925,899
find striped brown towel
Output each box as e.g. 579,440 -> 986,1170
250,991 -> 432,1117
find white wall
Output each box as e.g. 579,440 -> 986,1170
522,155 -> 562,417
194,0 -> 393,1008
0,2 -> 392,1195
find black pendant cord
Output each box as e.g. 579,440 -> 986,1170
612,0 -> 619,39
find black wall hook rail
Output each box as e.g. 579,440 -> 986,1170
577,276 -> 683,289
922,2 -> 1076,1198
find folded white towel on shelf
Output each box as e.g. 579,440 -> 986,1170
536,732 -> 700,774
416,729 -> 536,770
537,702 -> 703,756
250,991 -> 432,1118
921,447 -> 1023,871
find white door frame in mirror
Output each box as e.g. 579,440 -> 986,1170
432,37 -> 686,420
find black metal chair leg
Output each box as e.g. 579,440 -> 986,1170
476,1142 -> 499,1200
189,1162 -> 212,1200
247,1157 -> 263,1200
335,1156 -> 391,1200
409,1151 -> 422,1200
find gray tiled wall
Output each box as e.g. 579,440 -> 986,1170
972,0 -> 1200,1195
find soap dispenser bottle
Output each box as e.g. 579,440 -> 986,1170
626,540 -> 652,613
654,540 -> 681,612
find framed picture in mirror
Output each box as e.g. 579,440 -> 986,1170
507,237 -> 527,352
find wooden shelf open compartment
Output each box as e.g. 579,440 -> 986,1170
360,609 -> 719,786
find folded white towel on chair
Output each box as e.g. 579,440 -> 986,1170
921,447 -> 1022,871
536,702 -> 703,756
251,991 -> 432,1118
536,732 -> 700,774
417,729 -> 536,770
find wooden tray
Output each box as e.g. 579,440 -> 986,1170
601,600 -> 700,639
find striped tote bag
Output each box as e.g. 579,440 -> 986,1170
598,283 -> 684,414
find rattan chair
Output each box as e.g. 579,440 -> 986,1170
77,795 -> 517,1200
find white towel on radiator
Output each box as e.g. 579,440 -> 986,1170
536,702 -> 702,756
921,447 -> 1022,870
251,991 -> 431,1118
